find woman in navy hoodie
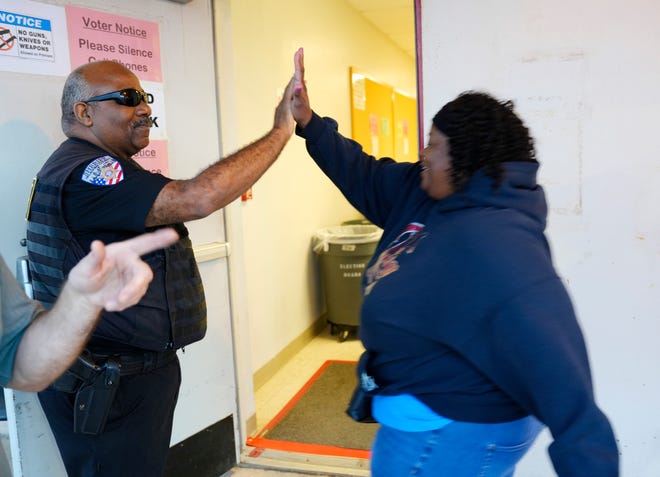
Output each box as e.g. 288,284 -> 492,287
290,49 -> 618,477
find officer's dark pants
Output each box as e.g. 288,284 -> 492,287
38,357 -> 181,477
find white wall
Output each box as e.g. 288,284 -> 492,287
420,1 -> 660,475
218,0 -> 417,373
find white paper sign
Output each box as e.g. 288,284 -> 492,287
0,0 -> 71,76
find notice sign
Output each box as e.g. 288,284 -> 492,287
66,6 -> 162,82
0,0 -> 70,76
0,10 -> 53,60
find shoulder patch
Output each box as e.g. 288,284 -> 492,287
81,156 -> 124,186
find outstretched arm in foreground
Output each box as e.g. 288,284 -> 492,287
8,228 -> 179,391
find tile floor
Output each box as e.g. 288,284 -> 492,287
220,468 -> 337,477
220,467 -> 331,477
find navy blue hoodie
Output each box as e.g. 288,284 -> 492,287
297,113 -> 618,476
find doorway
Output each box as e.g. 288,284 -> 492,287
213,0 -> 417,473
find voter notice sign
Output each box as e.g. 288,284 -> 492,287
0,0 -> 71,75
66,5 -> 162,83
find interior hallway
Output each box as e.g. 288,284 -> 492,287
233,324 -> 368,477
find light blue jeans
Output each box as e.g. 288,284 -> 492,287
370,415 -> 543,477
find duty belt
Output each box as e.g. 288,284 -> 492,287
51,349 -> 177,394
48,349 -> 177,435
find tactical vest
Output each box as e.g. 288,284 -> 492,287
26,138 -> 207,350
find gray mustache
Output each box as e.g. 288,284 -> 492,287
134,117 -> 154,128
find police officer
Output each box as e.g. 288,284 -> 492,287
26,60 -> 296,476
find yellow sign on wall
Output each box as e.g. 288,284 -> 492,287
350,68 -> 418,162
393,90 -> 418,163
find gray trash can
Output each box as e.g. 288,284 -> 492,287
313,224 -> 382,341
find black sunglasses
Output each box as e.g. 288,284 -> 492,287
84,88 -> 154,107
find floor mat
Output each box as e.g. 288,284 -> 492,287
247,360 -> 379,459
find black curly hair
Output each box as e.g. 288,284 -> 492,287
432,91 -> 537,191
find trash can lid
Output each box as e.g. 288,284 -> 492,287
313,224 -> 382,253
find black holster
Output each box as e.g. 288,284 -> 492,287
73,358 -> 121,435
50,349 -> 175,435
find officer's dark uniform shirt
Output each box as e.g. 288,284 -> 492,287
27,138 -> 206,354
63,157 -> 171,250
62,156 -> 172,353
